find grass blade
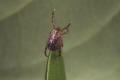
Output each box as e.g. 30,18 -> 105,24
45,50 -> 66,80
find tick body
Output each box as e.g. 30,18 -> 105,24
44,9 -> 71,57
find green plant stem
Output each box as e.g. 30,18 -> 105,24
45,50 -> 66,80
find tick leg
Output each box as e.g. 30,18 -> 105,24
62,23 -> 71,35
51,9 -> 56,28
44,46 -> 49,57
59,48 -> 61,56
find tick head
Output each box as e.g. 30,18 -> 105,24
51,27 -> 62,40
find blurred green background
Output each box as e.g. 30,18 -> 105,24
0,0 -> 120,80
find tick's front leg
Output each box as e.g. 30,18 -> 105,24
62,23 -> 71,35
51,9 -> 56,28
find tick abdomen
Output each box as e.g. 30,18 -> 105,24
48,36 -> 63,50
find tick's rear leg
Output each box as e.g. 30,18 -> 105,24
58,48 -> 61,56
44,46 -> 49,57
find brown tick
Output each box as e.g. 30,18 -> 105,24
44,9 -> 71,57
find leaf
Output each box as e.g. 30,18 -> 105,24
46,50 -> 66,80
0,0 -> 33,21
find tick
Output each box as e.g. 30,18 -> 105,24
44,9 -> 71,57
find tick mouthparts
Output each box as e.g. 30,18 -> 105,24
53,8 -> 56,12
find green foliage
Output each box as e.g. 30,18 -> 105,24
0,0 -> 120,80
46,50 -> 66,80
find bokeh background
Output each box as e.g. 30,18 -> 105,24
0,0 -> 120,80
